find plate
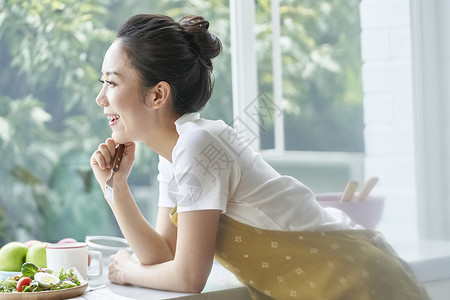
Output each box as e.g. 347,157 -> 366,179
0,281 -> 88,300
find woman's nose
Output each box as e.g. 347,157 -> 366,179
95,87 -> 108,107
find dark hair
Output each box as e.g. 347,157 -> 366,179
117,14 -> 222,114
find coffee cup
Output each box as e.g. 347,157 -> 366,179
85,235 -> 131,265
46,242 -> 102,280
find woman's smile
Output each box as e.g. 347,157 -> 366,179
107,114 -> 121,126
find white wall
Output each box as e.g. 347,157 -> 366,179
359,0 -> 418,242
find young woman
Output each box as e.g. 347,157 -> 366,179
90,14 -> 429,299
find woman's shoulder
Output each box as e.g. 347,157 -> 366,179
174,116 -> 254,165
178,122 -> 220,144
171,120 -> 241,188
177,117 -> 230,145
174,120 -> 230,159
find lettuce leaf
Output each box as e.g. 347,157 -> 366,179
21,262 -> 39,279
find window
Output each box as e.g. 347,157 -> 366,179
230,0 -> 365,193
256,0 -> 364,153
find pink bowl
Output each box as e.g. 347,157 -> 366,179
315,193 -> 385,229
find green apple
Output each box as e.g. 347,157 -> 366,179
25,242 -> 47,268
0,241 -> 29,271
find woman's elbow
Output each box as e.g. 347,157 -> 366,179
179,275 -> 208,293
175,266 -> 211,293
173,258 -> 214,293
137,251 -> 174,266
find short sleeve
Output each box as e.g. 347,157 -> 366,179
169,129 -> 237,213
157,155 -> 176,208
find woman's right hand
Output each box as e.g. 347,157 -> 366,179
90,138 -> 136,195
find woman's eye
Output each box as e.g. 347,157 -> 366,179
98,79 -> 116,87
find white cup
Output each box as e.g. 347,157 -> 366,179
46,242 -> 103,280
85,236 -> 132,265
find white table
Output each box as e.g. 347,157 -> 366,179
87,260 -> 249,300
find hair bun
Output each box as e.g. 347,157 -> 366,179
179,15 -> 221,70
179,15 -> 210,32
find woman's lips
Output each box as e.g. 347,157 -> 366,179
107,114 -> 120,126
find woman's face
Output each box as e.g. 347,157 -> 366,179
96,40 -> 151,143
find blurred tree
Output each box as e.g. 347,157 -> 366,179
0,95 -> 57,242
0,0 -> 117,242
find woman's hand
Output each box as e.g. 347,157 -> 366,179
90,138 -> 136,195
108,250 -> 138,285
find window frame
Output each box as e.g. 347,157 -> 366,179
410,0 -> 450,239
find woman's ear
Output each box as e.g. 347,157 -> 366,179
147,81 -> 171,109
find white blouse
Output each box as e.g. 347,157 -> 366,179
158,113 -> 358,231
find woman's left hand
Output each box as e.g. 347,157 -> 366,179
108,250 -> 138,285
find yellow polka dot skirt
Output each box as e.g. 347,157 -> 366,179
214,215 -> 429,300
170,207 -> 429,299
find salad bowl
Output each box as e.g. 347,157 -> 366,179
0,281 -> 88,299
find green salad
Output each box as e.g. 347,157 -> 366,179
0,262 -> 82,293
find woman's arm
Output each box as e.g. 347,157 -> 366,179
109,181 -> 175,264
108,209 -> 221,293
90,139 -> 174,264
154,207 -> 177,255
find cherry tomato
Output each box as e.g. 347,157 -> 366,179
16,276 -> 32,292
